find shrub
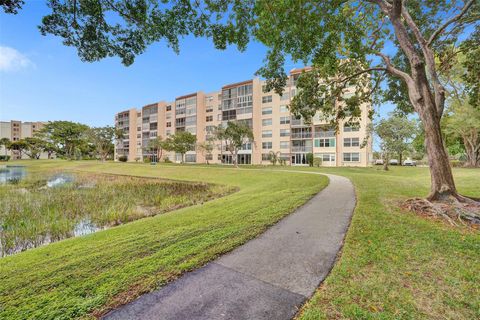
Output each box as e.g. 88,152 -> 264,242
306,153 -> 314,167
313,157 -> 322,167
0,155 -> 10,161
143,157 -> 151,163
164,156 -> 172,163
118,155 -> 128,162
450,160 -> 465,167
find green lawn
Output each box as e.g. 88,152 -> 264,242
1,162 -> 478,320
270,166 -> 478,320
0,160 -> 327,320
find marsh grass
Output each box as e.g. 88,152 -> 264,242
0,172 -> 234,256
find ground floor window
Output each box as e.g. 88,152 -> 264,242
185,154 -> 197,162
314,153 -> 335,163
343,152 -> 360,162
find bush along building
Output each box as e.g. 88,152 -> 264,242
114,68 -> 373,166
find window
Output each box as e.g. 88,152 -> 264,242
166,122 -> 171,127
262,130 -> 272,138
262,85 -> 269,93
343,152 -> 360,162
222,109 -> 236,121
262,142 -> 272,149
280,91 -> 290,101
344,124 -> 360,132
262,107 -> 272,115
206,106 -> 213,113
280,105 -> 288,113
205,154 -> 213,160
262,153 -> 271,160
206,115 -> 213,122
344,137 -> 360,147
314,138 -> 336,148
280,141 -> 290,149
166,105 -> 172,111
185,154 -> 197,163
280,129 -> 290,137
262,118 -> 272,126
149,122 -> 157,130
262,95 -> 272,103
280,116 -> 290,125
315,153 -> 336,162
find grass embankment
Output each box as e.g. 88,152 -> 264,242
0,171 -> 233,256
0,160 -> 328,320
279,166 -> 479,320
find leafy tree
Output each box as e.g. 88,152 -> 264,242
269,151 -> 280,166
146,136 -> 166,162
215,122 -> 254,168
8,1 -> 480,202
8,140 -> 27,158
444,101 -> 480,167
0,137 -> 10,156
88,126 -> 119,161
38,121 -> 89,160
0,0 -> 24,14
197,137 -> 215,164
162,131 -> 196,163
21,137 -> 45,159
375,113 -> 417,165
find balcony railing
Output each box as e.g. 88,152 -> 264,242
291,133 -> 312,139
291,146 -> 312,152
314,131 -> 335,138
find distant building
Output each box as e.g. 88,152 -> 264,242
114,68 -> 373,166
0,120 -> 47,159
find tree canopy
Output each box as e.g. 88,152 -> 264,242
4,0 -> 480,202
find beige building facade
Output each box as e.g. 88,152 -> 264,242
114,68 -> 372,166
0,120 -> 46,159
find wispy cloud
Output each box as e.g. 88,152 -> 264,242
0,46 -> 35,72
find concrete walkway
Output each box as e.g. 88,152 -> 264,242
104,172 -> 356,320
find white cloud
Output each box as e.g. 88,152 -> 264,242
0,46 -> 35,72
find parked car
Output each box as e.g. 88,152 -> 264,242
374,159 -> 384,165
403,159 -> 416,166
389,159 -> 399,165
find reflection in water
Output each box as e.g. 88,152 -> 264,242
0,166 -> 27,184
46,174 -> 74,187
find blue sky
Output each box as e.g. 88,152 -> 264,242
0,1 -> 392,128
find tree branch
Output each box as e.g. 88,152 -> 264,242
427,0 -> 476,46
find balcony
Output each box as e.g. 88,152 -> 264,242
291,146 -> 312,153
291,132 -> 312,139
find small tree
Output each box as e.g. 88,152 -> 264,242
375,113 -> 416,168
8,140 -> 27,158
162,131 -> 196,163
0,138 -> 10,156
215,122 -> 254,168
22,137 -> 45,159
306,153 -> 314,167
197,137 -> 215,164
269,151 -> 280,166
88,126 -> 118,162
146,136 -> 165,163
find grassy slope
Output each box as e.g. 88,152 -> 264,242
278,166 -> 479,320
0,160 -> 327,320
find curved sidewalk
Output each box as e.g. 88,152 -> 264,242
104,172 -> 356,320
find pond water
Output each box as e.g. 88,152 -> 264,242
0,165 -> 27,184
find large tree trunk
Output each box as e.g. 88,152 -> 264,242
419,105 -> 458,201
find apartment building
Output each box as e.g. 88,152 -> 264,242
0,120 -> 46,159
114,68 -> 372,166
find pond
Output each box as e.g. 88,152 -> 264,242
0,165 -> 27,184
0,170 -> 235,257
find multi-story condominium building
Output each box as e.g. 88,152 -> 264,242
114,68 -> 372,166
0,120 -> 46,159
